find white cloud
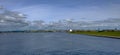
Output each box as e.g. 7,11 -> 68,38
0,4 -> 120,31
13,4 -> 120,22
0,6 -> 28,31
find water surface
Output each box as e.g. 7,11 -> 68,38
0,32 -> 120,55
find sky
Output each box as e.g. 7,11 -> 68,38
0,0 -> 120,31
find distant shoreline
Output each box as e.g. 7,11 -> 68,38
0,30 -> 67,33
70,30 -> 120,39
78,34 -> 120,39
1,30 -> 120,39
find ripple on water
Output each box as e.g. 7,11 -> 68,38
3,50 -> 120,55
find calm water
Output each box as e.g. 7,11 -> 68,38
0,32 -> 120,55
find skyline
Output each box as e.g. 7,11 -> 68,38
0,0 -> 120,31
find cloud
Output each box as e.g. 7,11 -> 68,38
13,3 -> 120,23
0,7 -> 29,31
0,4 -> 120,31
27,18 -> 120,30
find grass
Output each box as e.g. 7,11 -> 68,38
70,31 -> 120,38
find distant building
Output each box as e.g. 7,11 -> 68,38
69,29 -> 73,32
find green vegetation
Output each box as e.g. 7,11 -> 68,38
1,29 -> 120,39
70,30 -> 120,38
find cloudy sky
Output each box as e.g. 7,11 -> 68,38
0,0 -> 120,31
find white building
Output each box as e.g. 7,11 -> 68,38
69,29 -> 73,32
